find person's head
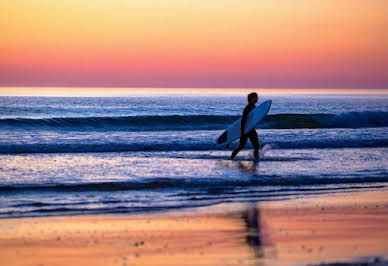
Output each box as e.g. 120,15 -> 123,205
247,92 -> 258,104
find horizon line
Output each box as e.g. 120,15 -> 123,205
0,86 -> 387,97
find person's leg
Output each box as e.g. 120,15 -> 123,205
231,135 -> 247,159
248,130 -> 259,159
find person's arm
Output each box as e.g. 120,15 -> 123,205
240,107 -> 249,136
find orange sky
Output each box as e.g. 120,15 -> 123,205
0,0 -> 387,89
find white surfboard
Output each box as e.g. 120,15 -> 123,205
215,100 -> 272,148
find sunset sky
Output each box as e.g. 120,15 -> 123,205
0,0 -> 387,89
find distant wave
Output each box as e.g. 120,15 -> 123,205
261,111 -> 388,129
0,111 -> 387,131
0,138 -> 386,154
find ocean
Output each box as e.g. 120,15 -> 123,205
0,93 -> 387,217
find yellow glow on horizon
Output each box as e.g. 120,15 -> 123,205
0,87 -> 386,97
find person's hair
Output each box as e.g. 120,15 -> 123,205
247,92 -> 258,103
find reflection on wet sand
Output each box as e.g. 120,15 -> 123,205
242,202 -> 277,264
243,203 -> 264,258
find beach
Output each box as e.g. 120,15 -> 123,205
2,0 -> 388,264
1,189 -> 387,266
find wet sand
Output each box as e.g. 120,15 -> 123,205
1,189 -> 387,265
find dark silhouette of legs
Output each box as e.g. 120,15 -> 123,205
231,130 -> 259,160
248,130 -> 259,160
231,135 -> 248,159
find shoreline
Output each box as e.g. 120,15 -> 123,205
1,185 -> 385,220
1,188 -> 387,265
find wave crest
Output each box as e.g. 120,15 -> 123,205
0,111 -> 387,131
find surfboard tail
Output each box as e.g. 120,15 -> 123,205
217,131 -> 228,144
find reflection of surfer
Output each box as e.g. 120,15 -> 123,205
242,203 -> 276,261
231,92 -> 260,160
242,203 -> 264,258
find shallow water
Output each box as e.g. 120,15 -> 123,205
0,148 -> 386,217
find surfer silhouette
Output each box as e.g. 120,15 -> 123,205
231,92 -> 260,160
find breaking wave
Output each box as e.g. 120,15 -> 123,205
0,111 -> 387,131
1,175 -> 387,193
